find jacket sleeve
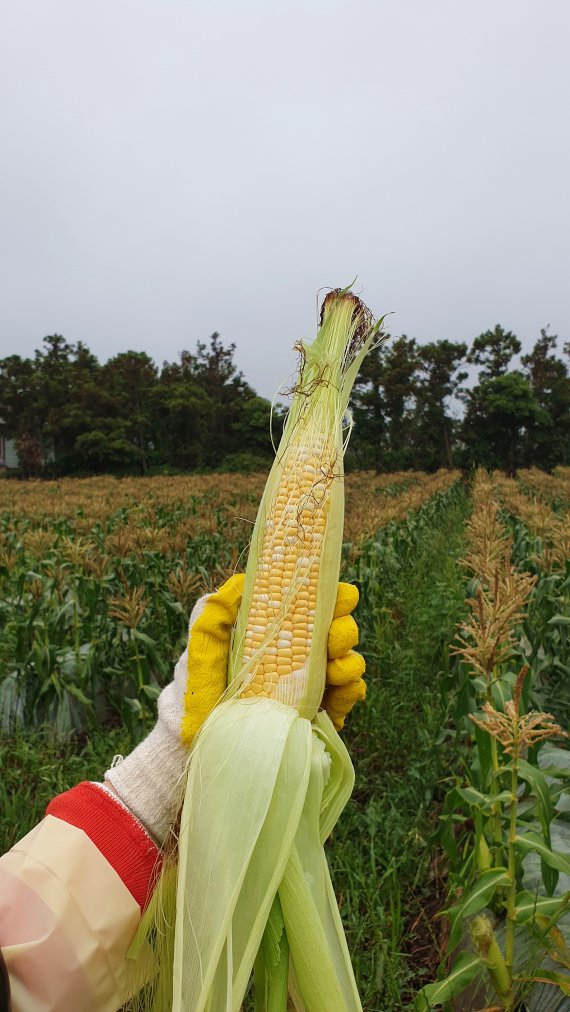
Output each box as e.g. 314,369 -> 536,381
0,782 -> 161,1012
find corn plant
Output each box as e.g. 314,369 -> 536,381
494,472 -> 570,729
417,471 -> 570,1010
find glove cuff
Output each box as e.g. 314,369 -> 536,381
105,721 -> 187,845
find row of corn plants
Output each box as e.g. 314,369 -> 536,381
0,468 -> 454,548
513,468 -> 570,512
0,508 -> 246,738
0,469 -> 423,532
493,472 -> 570,734
329,475 -> 470,1008
416,469 -> 570,1011
0,469 -> 458,740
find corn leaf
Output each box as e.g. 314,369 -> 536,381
516,969 -> 570,996
446,869 -> 511,951
414,952 -> 482,1009
515,832 -> 570,876
514,890 -> 568,924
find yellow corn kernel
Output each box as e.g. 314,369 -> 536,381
241,449 -> 328,701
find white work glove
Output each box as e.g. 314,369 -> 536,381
105,574 -> 246,844
104,597 -> 206,844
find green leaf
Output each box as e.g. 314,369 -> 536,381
473,722 -> 493,783
414,952 -> 482,1009
446,868 -> 512,951
122,696 -> 143,716
517,758 -> 558,893
132,629 -> 158,648
141,684 -> 160,702
516,968 -> 570,995
63,683 -> 92,706
459,868 -> 512,918
514,890 -> 568,924
542,858 -> 560,898
548,615 -> 570,626
518,760 -> 554,829
515,832 -> 570,874
471,676 -> 488,695
539,766 -> 570,782
455,786 -> 512,812
491,674 -> 516,710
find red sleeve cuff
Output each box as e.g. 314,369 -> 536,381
46,782 -> 161,910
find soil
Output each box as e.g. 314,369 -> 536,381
400,852 -> 450,1006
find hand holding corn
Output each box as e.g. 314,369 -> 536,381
106,574 -> 365,843
182,573 -> 365,742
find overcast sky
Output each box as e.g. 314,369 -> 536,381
1,1 -> 568,398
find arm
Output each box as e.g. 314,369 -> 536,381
0,788 -> 158,1012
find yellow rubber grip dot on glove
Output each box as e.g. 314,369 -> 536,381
326,649 -> 366,686
325,582 -> 366,729
333,582 -> 359,618
181,573 -> 245,746
328,614 -> 359,660
322,678 -> 367,731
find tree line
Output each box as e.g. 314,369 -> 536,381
0,325 -> 568,477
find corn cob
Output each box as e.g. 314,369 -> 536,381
239,440 -> 328,702
230,289 -> 381,719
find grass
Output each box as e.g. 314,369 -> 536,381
329,484 -> 471,1009
0,726 -> 131,853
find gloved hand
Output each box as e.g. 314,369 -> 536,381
106,575 -> 365,843
180,576 -> 366,740
324,582 -> 367,731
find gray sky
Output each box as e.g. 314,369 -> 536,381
1,0 -> 568,398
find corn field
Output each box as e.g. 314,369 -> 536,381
0,469 -> 455,738
1,466 -> 569,1010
